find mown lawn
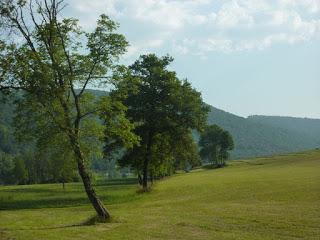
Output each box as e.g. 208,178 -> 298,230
0,151 -> 319,240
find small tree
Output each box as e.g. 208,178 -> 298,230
109,54 -> 209,191
13,156 -> 28,184
199,125 -> 234,167
173,131 -> 201,172
0,151 -> 15,184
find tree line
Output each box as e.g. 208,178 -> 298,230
0,0 -> 233,221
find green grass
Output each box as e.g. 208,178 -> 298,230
0,150 -> 319,240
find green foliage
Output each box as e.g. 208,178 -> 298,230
208,106 -> 320,159
248,115 -> 320,142
12,156 -> 27,184
100,94 -> 140,160
2,90 -> 320,186
0,151 -> 14,184
199,124 -> 234,167
0,1 -> 136,218
173,131 -> 202,170
110,54 -> 209,188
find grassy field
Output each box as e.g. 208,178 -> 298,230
0,151 -> 319,240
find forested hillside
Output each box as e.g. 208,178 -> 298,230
206,106 -> 320,158
248,115 -> 320,142
0,96 -> 16,155
0,93 -> 80,185
2,92 -> 320,163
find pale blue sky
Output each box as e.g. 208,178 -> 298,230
65,0 -> 320,118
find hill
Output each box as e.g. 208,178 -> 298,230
1,91 -> 320,160
1,150 -> 319,239
248,115 -> 320,143
207,106 -> 320,159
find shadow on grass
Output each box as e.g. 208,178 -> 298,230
202,164 -> 227,170
0,187 -> 67,194
0,197 -> 90,211
0,224 -> 84,231
0,178 -> 140,211
0,215 -> 118,232
96,178 -> 139,186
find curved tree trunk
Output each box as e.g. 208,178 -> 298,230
72,138 -> 110,220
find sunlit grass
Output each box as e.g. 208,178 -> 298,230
0,150 -> 319,239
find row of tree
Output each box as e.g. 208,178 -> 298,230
0,0 -> 233,220
0,146 -> 78,186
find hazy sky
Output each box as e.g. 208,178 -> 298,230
65,0 -> 320,118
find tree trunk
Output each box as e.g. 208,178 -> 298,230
72,138 -> 110,220
142,158 -> 149,191
142,130 -> 153,191
138,173 -> 142,185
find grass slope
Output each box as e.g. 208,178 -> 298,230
0,151 -> 319,240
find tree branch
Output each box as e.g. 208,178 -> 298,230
79,108 -> 103,119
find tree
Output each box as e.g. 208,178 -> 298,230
199,124 -> 234,167
0,0 -> 132,220
0,151 -> 14,184
13,155 -> 27,184
219,130 -> 234,164
109,54 -> 209,191
173,131 -> 201,172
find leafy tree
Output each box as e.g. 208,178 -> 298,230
37,131 -> 79,188
199,124 -> 234,167
110,54 -> 209,190
173,131 -> 201,171
0,96 -> 16,155
0,151 -> 14,184
13,156 -> 27,184
14,100 -> 79,185
0,0 -> 134,219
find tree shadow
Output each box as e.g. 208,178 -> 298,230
0,178 -> 140,211
0,215 -> 118,232
95,178 -> 138,186
0,197 -> 89,211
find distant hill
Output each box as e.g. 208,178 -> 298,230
248,115 -> 320,142
207,106 -> 320,159
1,91 -> 320,160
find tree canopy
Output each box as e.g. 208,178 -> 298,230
107,54 -> 209,190
0,0 -> 137,220
199,124 -> 234,167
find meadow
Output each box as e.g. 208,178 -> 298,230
0,150 -> 319,240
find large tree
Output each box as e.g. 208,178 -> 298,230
109,54 -> 209,191
0,0 -> 135,220
199,124 -> 234,167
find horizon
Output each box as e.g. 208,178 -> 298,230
209,101 -> 320,119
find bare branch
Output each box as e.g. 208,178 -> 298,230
78,61 -> 98,97
9,9 -> 37,53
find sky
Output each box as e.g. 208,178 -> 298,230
65,0 -> 320,118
